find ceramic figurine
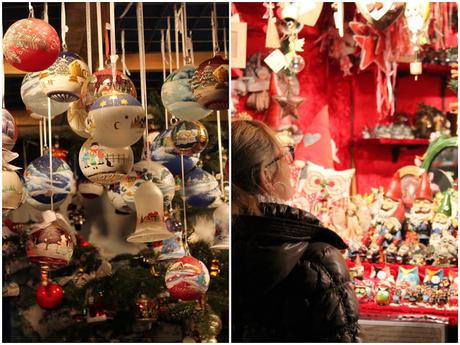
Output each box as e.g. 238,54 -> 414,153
407,173 -> 433,245
375,282 -> 391,306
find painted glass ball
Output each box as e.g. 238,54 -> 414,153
2,170 -> 24,214
153,216 -> 186,261
67,100 -> 90,138
27,222 -> 75,267
150,128 -> 199,176
2,109 -> 18,151
106,183 -> 132,214
3,18 -> 60,72
39,51 -> 89,103
184,168 -> 221,208
86,93 -> 145,148
133,160 -> 176,205
165,256 -> 210,300
80,68 -> 137,111
161,64 -> 212,121
78,138 -> 134,185
24,155 -> 75,211
21,72 -> 69,117
191,55 -> 229,110
171,120 -> 208,155
119,172 -> 145,211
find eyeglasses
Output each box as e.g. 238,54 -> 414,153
266,145 -> 295,167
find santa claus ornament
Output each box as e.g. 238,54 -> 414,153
165,256 -> 210,300
2,17 -> 60,72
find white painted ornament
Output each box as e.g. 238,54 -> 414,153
67,101 -> 90,138
127,181 -> 173,243
86,93 -> 145,148
2,109 -> 18,151
211,202 -> 229,250
78,138 -> 134,185
133,160 -> 176,205
21,72 -> 69,117
39,51 -> 89,103
2,170 -> 25,214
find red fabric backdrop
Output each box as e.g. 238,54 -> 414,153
234,2 -> 457,194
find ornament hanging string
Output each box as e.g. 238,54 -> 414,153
180,154 -> 189,250
47,98 -> 54,210
167,17 -> 173,73
43,2 -> 48,23
39,119 -> 43,156
174,5 -> 181,69
85,3 -> 93,74
189,30 -> 195,66
223,27 -> 228,59
43,114 -> 47,151
61,2 -> 68,51
160,29 -> 169,129
28,2 -> 34,18
211,4 -> 226,199
96,2 -> 104,70
181,3 -> 191,65
109,2 -> 118,84
121,30 -> 130,76
136,3 -> 148,143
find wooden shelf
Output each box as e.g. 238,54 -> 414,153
397,63 -> 453,76
354,138 -> 430,162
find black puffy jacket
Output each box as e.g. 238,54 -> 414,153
232,203 -> 361,342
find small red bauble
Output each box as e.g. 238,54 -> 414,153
3,18 -> 60,72
36,283 -> 64,309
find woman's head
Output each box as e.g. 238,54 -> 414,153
232,120 -> 294,215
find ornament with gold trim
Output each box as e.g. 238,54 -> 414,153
86,92 -> 145,148
171,120 -> 209,155
39,51 -> 89,103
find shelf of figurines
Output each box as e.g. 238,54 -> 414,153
346,259 -> 458,327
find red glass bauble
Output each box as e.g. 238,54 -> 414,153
3,18 -> 60,72
36,283 -> 64,309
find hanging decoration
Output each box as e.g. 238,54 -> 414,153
86,93 -> 145,148
2,11 -> 60,72
67,100 -> 90,138
2,109 -> 18,151
161,65 -> 212,121
20,72 -> 69,118
171,120 -> 209,155
184,168 -> 221,208
127,181 -> 174,243
165,256 -> 210,301
24,154 -> 75,211
264,2 -> 281,49
191,56 -> 229,110
355,1 -> 405,31
78,139 -> 134,185
152,214 -> 187,261
2,169 -> 24,215
150,128 -> 199,176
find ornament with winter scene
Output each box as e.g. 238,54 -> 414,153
21,72 -> 69,117
152,216 -> 186,261
24,155 -> 75,211
79,138 -> 134,185
171,120 -> 209,155
165,256 -> 210,300
133,160 -> 176,205
86,93 -> 145,148
2,109 -> 18,151
150,128 -> 199,176
161,64 -> 212,121
2,170 -> 25,215
184,168 -> 221,208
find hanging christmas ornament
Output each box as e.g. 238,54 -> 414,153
133,160 -> 176,205
67,100 -> 90,138
80,67 -> 137,111
141,131 -> 160,160
152,215 -> 186,261
263,2 -> 281,49
119,172 -> 145,211
211,202 -> 229,250
86,93 -> 145,148
106,183 -> 133,215
39,51 -> 89,103
355,1 -> 405,31
78,179 -> 104,199
78,138 -> 134,185
24,155 -> 75,211
171,120 -> 209,155
2,18 -> 60,72
165,256 -> 210,300
191,56 -> 229,110
2,109 -> 18,151
150,128 -> 199,176
20,72 -> 69,118
184,168 -> 221,208
36,282 -> 64,309
2,170 -> 24,215
127,181 -> 174,243
161,65 -> 212,121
